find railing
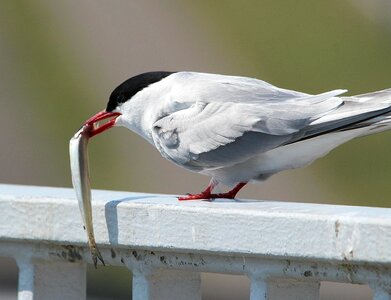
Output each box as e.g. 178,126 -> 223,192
0,183 -> 390,300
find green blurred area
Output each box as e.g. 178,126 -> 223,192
0,1 -> 390,298
0,1 -> 112,186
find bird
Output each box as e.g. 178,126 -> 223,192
83,71 -> 391,200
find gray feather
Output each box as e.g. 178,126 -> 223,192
152,75 -> 345,169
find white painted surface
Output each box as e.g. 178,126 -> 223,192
0,184 -> 390,300
16,260 -> 86,300
250,278 -> 320,300
132,269 -> 201,300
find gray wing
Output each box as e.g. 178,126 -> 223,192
151,74 -> 345,170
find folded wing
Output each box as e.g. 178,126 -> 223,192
151,74 -> 345,169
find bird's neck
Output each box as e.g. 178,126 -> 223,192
116,93 -> 172,144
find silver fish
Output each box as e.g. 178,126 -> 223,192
70,124 -> 105,267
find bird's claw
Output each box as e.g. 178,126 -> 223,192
178,182 -> 247,201
178,192 -> 234,201
178,192 -> 211,201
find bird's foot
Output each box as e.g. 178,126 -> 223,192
178,182 -> 247,201
178,181 -> 215,201
178,191 -> 212,201
209,192 -> 237,199
177,192 -> 236,200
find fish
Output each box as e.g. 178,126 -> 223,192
69,124 -> 105,267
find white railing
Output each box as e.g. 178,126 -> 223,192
0,183 -> 391,300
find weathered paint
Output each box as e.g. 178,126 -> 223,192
0,184 -> 390,300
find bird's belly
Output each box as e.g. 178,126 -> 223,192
206,127 -> 369,186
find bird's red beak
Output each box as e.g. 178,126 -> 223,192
83,110 -> 121,138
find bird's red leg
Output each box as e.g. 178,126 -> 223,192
210,182 -> 247,199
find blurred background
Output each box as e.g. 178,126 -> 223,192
0,1 -> 390,299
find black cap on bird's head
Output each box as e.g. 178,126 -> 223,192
83,71 -> 175,138
106,71 -> 175,112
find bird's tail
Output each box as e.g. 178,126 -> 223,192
347,88 -> 391,103
307,88 -> 391,137
340,88 -> 391,135
274,88 -> 391,171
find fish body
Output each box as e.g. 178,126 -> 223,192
70,124 -> 104,267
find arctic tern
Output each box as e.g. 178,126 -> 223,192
83,71 -> 391,200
